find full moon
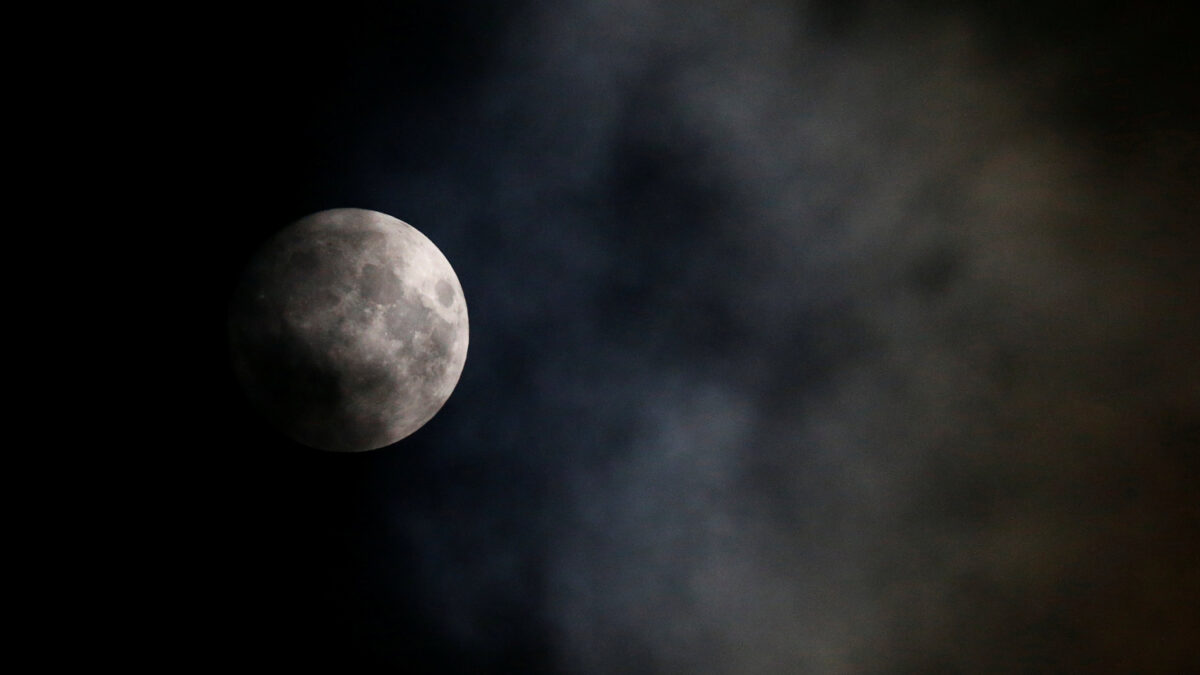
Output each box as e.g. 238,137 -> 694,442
228,208 -> 469,452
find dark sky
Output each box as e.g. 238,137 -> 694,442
171,1 -> 1198,671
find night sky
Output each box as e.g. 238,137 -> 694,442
176,1 -> 1198,670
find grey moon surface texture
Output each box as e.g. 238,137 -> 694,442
228,208 -> 469,452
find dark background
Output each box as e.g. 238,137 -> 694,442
150,1 -> 1199,671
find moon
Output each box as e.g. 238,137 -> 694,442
228,208 -> 469,452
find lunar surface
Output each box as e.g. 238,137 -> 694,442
228,208 -> 469,452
